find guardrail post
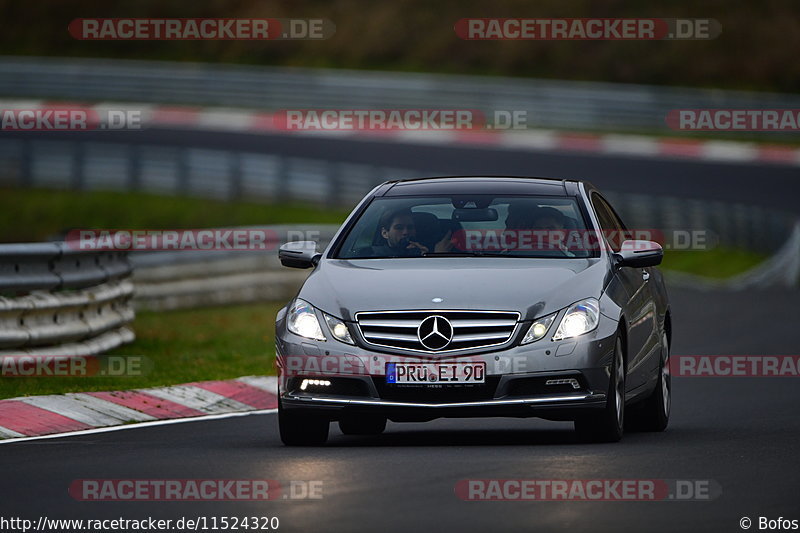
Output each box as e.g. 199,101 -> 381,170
229,152 -> 242,200
177,148 -> 190,194
71,141 -> 85,190
327,161 -> 342,207
20,139 -> 33,186
128,144 -> 141,191
276,155 -> 289,202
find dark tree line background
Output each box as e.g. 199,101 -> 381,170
0,0 -> 798,93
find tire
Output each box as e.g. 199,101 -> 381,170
575,335 -> 625,443
278,400 -> 329,446
631,332 -> 671,432
338,415 -> 387,436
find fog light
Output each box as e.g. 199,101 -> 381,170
324,313 -> 355,345
521,312 -> 557,344
300,379 -> 332,391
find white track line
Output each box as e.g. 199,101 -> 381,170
0,409 -> 277,445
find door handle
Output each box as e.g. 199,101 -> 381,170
642,270 -> 650,282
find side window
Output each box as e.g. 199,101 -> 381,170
591,193 -> 628,252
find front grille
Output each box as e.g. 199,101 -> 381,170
373,376 -> 501,403
355,310 -> 520,353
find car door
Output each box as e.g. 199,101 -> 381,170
591,193 -> 659,391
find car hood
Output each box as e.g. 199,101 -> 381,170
298,257 -> 609,321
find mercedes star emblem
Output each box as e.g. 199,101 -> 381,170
417,315 -> 453,350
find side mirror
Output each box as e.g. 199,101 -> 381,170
279,241 -> 321,269
614,240 -> 663,268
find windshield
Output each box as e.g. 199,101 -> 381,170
333,195 -> 599,259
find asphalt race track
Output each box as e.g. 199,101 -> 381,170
1,137 -> 798,533
1,287 -> 798,533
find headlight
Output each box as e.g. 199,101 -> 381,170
552,298 -> 600,341
521,312 -> 557,344
324,313 -> 354,345
287,299 -> 326,341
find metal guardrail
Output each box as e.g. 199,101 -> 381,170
130,226 -> 339,311
0,242 -> 130,292
1,56 -> 800,134
0,244 -> 134,355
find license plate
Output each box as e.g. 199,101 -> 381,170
386,362 -> 486,384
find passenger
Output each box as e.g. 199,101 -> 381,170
531,207 -> 575,256
505,203 -> 537,230
504,204 -> 573,256
531,207 -> 566,231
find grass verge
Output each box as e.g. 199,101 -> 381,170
0,187 -> 349,243
660,247 -> 766,279
0,302 -> 282,400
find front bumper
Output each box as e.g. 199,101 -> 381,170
276,311 -> 618,422
281,390 -> 607,422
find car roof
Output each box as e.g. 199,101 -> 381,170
379,175 -> 586,197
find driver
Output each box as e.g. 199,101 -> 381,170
373,208 -> 428,256
374,208 -> 454,257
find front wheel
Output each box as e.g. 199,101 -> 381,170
629,332 -> 670,432
278,400 -> 329,446
575,335 -> 625,443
